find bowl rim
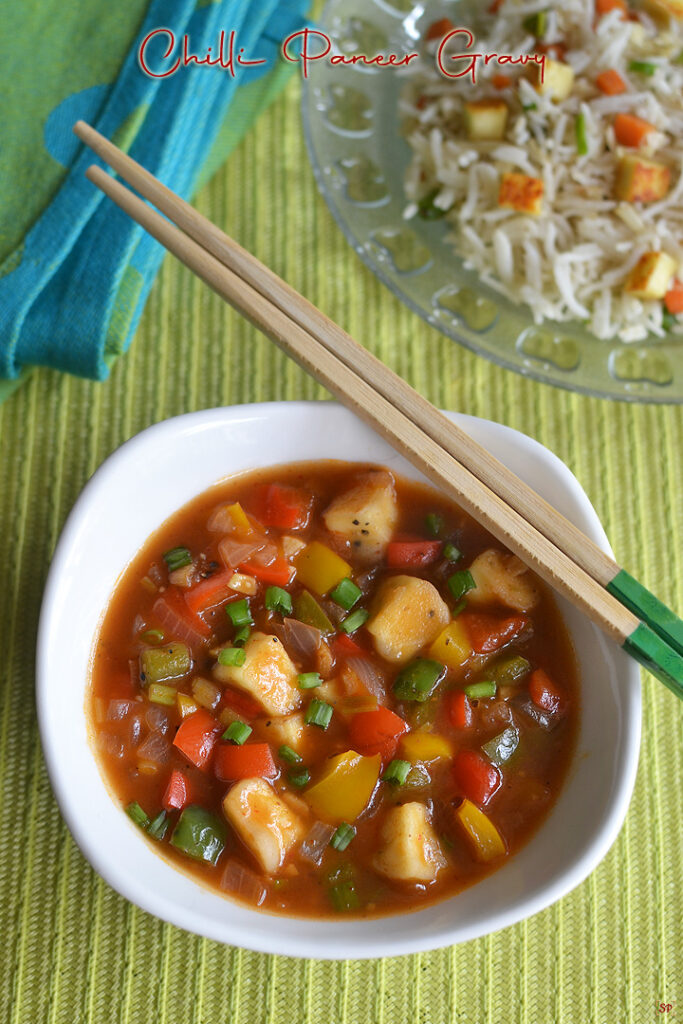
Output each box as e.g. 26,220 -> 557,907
36,401 -> 641,958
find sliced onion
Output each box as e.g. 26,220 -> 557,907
97,733 -> 124,759
300,821 -> 335,865
147,563 -> 165,588
478,699 -> 514,732
344,656 -> 387,702
136,731 -> 170,765
107,699 -> 133,721
512,696 -> 557,731
218,536 -> 264,569
145,705 -> 170,735
282,617 -> 321,660
220,859 -> 267,906
207,505 -> 238,533
249,540 -> 278,567
152,597 -> 207,648
128,713 -> 143,746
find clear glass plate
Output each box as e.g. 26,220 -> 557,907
301,0 -> 683,402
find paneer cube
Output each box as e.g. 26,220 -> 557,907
463,99 -> 509,140
322,470 -> 398,563
615,154 -> 671,203
373,802 -> 447,883
222,778 -> 305,874
366,575 -> 450,664
531,58 -> 575,100
498,172 -> 544,216
644,0 -> 683,17
625,251 -> 677,300
467,549 -> 540,612
213,631 -> 301,716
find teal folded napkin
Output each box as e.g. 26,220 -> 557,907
0,0 -> 308,390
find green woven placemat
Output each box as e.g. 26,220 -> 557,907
1,73 -> 682,1024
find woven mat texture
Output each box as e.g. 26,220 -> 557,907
1,73 -> 682,1024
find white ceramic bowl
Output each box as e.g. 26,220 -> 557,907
37,402 -> 641,959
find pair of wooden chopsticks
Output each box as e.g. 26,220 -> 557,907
73,119 -> 683,699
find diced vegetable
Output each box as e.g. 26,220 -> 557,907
340,608 -> 369,634
575,112 -> 588,156
177,693 -> 198,718
265,586 -> 293,616
305,699 -> 333,730
223,721 -> 252,745
304,750 -> 381,823
323,470 -> 398,563
454,799 -> 506,863
170,805 -> 226,866
153,592 -> 211,645
213,631 -> 301,716
279,744 -> 302,765
382,759 -> 411,785
443,542 -> 462,562
328,880 -> 360,912
294,542 -> 351,595
467,550 -> 539,612
260,713 -> 306,752
208,501 -> 253,536
386,537 -> 442,568
163,546 -> 192,571
447,690 -> 472,729
664,280 -> 683,314
140,642 -> 191,685
400,731 -> 453,763
223,777 -> 305,873
595,69 -> 627,94
330,577 -> 362,611
289,768 -> 310,787
184,571 -> 236,615
148,683 -> 177,706
248,483 -> 312,530
628,59 -> 658,76
220,859 -> 267,906
531,58 -> 575,100
489,655 -> 531,687
615,155 -> 671,203
373,802 -> 446,882
348,706 -> 409,759
226,599 -> 254,629
424,16 -> 455,41
140,629 -> 164,644
528,668 -> 564,714
464,680 -> 497,700
162,769 -> 193,811
126,801 -> 149,828
428,619 -> 472,670
298,672 -> 322,690
595,0 -> 627,16
214,742 -> 277,780
417,188 -> 448,220
172,709 -> 221,769
218,647 -> 246,667
393,658 -> 445,702
425,512 -> 443,537
482,726 -> 519,766
330,823 -> 356,851
240,558 -> 293,587
614,113 -> 656,148
220,685 -> 262,719
522,9 -> 548,35
452,749 -> 502,806
147,810 -> 170,841
625,252 -> 677,300
492,73 -> 512,89
293,590 -> 335,634
461,612 -> 529,654
499,172 -> 544,215
463,99 -> 509,140
192,676 -> 222,709
367,575 -> 450,664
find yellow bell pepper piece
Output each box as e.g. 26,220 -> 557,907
455,798 -> 506,863
177,693 -> 199,719
304,750 -> 381,823
224,502 -> 253,537
400,731 -> 453,763
294,541 -> 351,595
428,619 -> 472,670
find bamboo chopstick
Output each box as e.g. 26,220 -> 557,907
74,122 -> 683,698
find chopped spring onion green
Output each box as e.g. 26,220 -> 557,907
218,646 -> 246,667
288,768 -> 311,787
522,9 -> 547,36
226,599 -> 254,628
393,659 -> 445,702
522,102 -> 538,112
298,672 -> 323,690
482,726 -> 519,766
329,881 -> 360,912
330,577 -> 362,611
451,599 -> 467,617
662,309 -> 677,332
265,585 -> 293,615
148,683 -> 177,706
675,51 -> 683,65
575,112 -> 588,156
147,810 -> 170,840
417,187 -> 448,220
233,625 -> 251,646
628,59 -> 657,76
447,570 -> 476,602
293,590 -> 335,634
140,642 -> 190,684
279,745 -> 303,765
140,629 -> 164,644
126,801 -> 150,828
382,759 -> 411,786
223,721 -> 252,745
340,608 -> 369,634
163,546 -> 192,571
305,699 -> 333,729
443,542 -> 462,563
464,680 -> 497,700
489,655 -> 531,688
170,806 -> 226,866
425,512 -> 443,537
330,823 -> 356,851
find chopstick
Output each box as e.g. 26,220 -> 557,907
73,120 -> 683,698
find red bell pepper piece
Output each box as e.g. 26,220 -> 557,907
221,685 -> 262,719
461,612 -> 529,654
162,768 -> 194,811
452,749 -> 501,806
214,742 -> 277,781
386,536 -> 442,569
172,709 -> 221,770
184,570 -> 236,616
248,483 -> 312,530
348,707 -> 409,759
529,669 -> 564,715
239,557 -> 293,587
333,633 -> 371,659
447,690 -> 472,729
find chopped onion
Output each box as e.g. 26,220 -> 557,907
207,505 -> 238,533
97,733 -> 124,759
220,859 -> 267,906
344,656 -> 386,702
300,821 -> 335,865
107,699 -> 133,722
478,700 -> 514,732
249,540 -> 278,567
145,705 -> 170,734
218,536 -> 264,569
513,696 -> 557,731
128,713 -> 143,746
152,597 -> 207,648
136,732 -> 170,766
282,617 -> 321,660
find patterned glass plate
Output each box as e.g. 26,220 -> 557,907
301,0 -> 683,402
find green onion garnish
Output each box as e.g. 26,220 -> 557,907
448,569 -> 476,602
382,759 -> 411,786
233,625 -> 251,646
279,745 -> 303,765
223,721 -> 252,745
330,823 -> 356,851
218,646 -> 246,667
393,659 -> 445,702
451,599 -> 467,617
147,810 -> 170,840
464,680 -> 497,699
575,112 -> 588,156
288,768 -> 310,787
340,608 -> 369,634
305,699 -> 333,729
443,542 -> 462,563
425,512 -> 443,537
662,309 -> 676,332
298,672 -> 323,690
265,585 -> 293,616
126,802 -> 150,828
330,577 -> 362,611
140,629 -> 164,644
417,187 -> 448,220
163,546 -> 192,571
522,9 -> 547,36
628,59 -> 657,76
226,599 -> 254,628
329,881 -> 360,912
